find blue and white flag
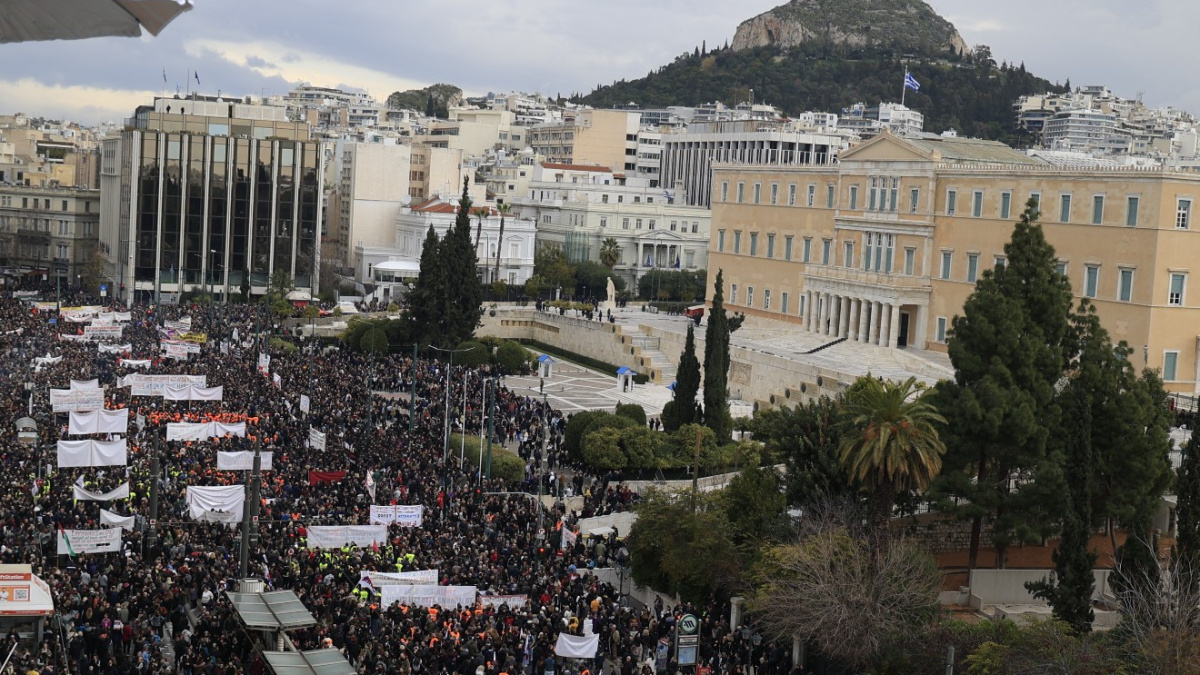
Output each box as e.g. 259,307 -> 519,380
904,72 -> 921,92
645,256 -> 653,268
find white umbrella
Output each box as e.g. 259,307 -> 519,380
0,0 -> 192,43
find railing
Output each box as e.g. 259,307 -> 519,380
803,263 -> 933,291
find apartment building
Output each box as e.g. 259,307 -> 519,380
709,131 -> 1200,393
0,185 -> 99,285
526,109 -> 640,173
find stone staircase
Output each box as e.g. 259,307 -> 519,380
619,326 -> 677,384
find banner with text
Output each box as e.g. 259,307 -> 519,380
72,482 -> 129,501
49,388 -> 105,413
380,584 -> 478,610
368,505 -> 425,527
359,570 -> 439,587
216,451 -> 274,471
57,528 -> 122,555
306,525 -> 388,549
122,374 -> 207,396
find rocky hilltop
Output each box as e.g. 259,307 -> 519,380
731,0 -> 967,56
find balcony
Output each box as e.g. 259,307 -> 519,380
17,228 -> 50,242
803,263 -> 932,293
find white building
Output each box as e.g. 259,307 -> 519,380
1044,109 -> 1130,154
513,163 -> 712,287
336,143 -> 412,269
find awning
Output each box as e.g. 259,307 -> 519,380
0,564 -> 54,616
225,590 -> 316,630
0,0 -> 192,43
261,650 -> 356,675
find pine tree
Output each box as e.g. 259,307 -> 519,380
438,178 -> 483,346
409,224 -> 447,346
664,324 -> 701,431
1175,430 -> 1200,604
703,270 -> 732,441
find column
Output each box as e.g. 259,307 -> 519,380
914,305 -> 928,348
828,295 -> 839,337
849,298 -> 861,341
839,296 -> 851,338
869,301 -> 881,344
824,293 -> 834,336
878,303 -> 892,347
889,303 -> 902,348
805,292 -> 814,331
857,300 -> 870,342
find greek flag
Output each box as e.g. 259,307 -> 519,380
904,72 -> 921,92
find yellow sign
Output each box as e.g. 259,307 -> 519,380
179,332 -> 208,344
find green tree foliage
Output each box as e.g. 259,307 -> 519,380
494,341 -> 530,373
838,376 -> 947,536
268,269 -> 296,317
454,340 -> 490,368
752,395 -> 854,506
439,179 -> 484,346
409,224 -> 447,346
614,403 -> 647,427
620,426 -> 662,468
722,467 -> 787,548
564,411 -> 634,463
583,427 -> 627,469
1174,430 -> 1200,606
599,237 -> 621,269
637,269 -> 707,302
342,317 -> 412,353
627,488 -> 740,603
493,202 -> 512,280
704,270 -> 733,441
579,47 -> 1062,145
533,245 -> 575,291
574,260 -> 625,297
663,324 -> 702,431
929,200 -> 1074,569
453,434 -> 524,484
1026,382 -> 1096,634
360,327 -> 389,355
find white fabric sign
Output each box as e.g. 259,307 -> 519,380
72,482 -> 130,501
216,451 -> 274,471
308,428 -> 326,451
68,409 -> 130,435
70,379 -> 100,390
186,485 -> 245,523
161,340 -> 201,354
161,385 -> 224,401
477,594 -> 529,609
164,318 -> 192,331
99,509 -> 135,530
257,353 -> 270,376
83,325 -> 124,340
166,421 -> 246,441
306,525 -> 387,549
57,528 -> 122,555
554,633 -> 600,659
299,394 -> 310,414
122,374 -> 206,396
164,343 -> 190,360
118,359 -> 151,368
99,344 -> 132,354
33,355 -> 62,366
380,585 -> 478,610
57,439 -> 127,467
369,505 -> 425,527
359,570 -> 439,587
49,388 -> 106,412
98,312 -> 132,323
272,373 -> 281,389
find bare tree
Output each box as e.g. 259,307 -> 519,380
1111,540 -> 1200,675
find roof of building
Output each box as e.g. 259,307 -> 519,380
411,198 -> 457,214
541,163 -> 611,173
904,135 -> 1043,165
374,260 -> 421,273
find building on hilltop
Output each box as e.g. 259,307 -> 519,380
709,131 -> 1200,393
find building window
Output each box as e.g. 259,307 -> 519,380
730,284 -> 738,305
1164,351 -> 1180,381
863,232 -> 893,273
904,248 -> 915,275
1060,194 -> 1072,222
747,286 -> 755,307
807,184 -> 816,207
869,177 -> 878,211
733,231 -> 742,254
58,221 -> 68,236
1000,192 -> 1012,220
767,234 -> 775,259
826,184 -> 835,208
636,219 -> 643,229
749,232 -> 758,256
1056,261 -> 1068,278
940,251 -> 952,280
849,186 -> 858,210
1092,195 -> 1105,225
717,230 -> 725,251
781,292 -> 790,314
648,219 -> 655,230
770,183 -> 779,205
692,221 -> 699,233
788,184 -> 797,206
967,253 -> 979,283
946,190 -> 957,216
1126,196 -> 1140,227
936,317 -> 947,343
622,218 -> 630,229
670,220 -> 677,231
994,256 -> 1006,270
910,188 -> 920,213
800,294 -> 807,317
753,183 -> 761,204
802,238 -> 812,263
1178,199 -> 1192,229
1084,265 -> 1100,298
785,236 -> 793,261
763,289 -> 771,310
821,239 -> 831,265
1118,268 -> 1133,302
600,217 -> 607,228
972,191 -> 983,218
737,183 -> 744,203
721,182 -> 729,202
1169,273 -> 1186,306
889,178 -> 899,212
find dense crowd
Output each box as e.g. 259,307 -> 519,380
0,285 -> 791,675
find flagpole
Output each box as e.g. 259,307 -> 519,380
901,66 -> 907,107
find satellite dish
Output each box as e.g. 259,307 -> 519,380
401,195 -> 412,206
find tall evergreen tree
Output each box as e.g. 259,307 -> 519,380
438,178 -> 484,346
664,324 -> 701,431
409,224 -> 447,346
703,270 -> 732,441
1026,381 -> 1096,634
928,199 -> 1073,569
1174,429 -> 1200,606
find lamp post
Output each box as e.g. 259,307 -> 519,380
426,344 -> 477,461
535,392 -> 548,569
740,626 -> 762,675
238,441 -> 263,582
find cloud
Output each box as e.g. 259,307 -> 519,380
947,17 -> 1006,33
243,55 -> 277,70
0,79 -> 157,123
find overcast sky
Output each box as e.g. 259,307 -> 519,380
1,0 -> 1194,126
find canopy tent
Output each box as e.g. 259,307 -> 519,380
1,0 -> 192,43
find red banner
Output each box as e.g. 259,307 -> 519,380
309,471 -> 347,486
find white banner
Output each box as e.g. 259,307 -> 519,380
99,509 -> 135,530
555,633 -> 599,659
305,525 -> 387,549
166,421 -> 245,441
83,325 -> 124,341
368,505 -> 424,527
62,309 -> 97,322
98,344 -> 132,354
380,585 -> 478,610
216,451 -> 274,471
118,359 -> 152,368
272,373 -> 281,389
299,394 -> 310,414
32,355 -> 62,366
164,318 -> 192,331
161,385 -> 224,401
359,570 -> 439,587
58,528 -> 122,555
186,485 -> 245,523
308,428 -> 326,451
257,353 -> 270,376
164,343 -> 190,360
49,388 -> 106,412
98,312 -> 132,323
161,340 -> 201,355
68,409 -> 129,435
57,439 -> 127,467
477,594 -> 529,609
122,374 -> 206,396
70,379 -> 100,390
72,482 -> 130,501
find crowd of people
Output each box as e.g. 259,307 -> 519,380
0,284 -> 792,675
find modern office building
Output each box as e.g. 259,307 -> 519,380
709,131 -> 1200,393
100,96 -> 323,302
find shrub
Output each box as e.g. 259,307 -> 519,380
455,340 -> 491,368
615,403 -> 647,427
495,341 -> 530,373
564,410 -> 611,461
583,427 -> 626,469
619,426 -> 662,469
453,434 -> 526,485
662,423 -> 719,469
267,336 -> 298,355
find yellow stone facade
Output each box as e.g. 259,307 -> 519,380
708,132 -> 1200,393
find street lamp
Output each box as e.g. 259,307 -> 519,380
740,626 -> 763,675
426,344 -> 477,461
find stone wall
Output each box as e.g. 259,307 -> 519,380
896,512 -> 996,555
478,308 -> 654,378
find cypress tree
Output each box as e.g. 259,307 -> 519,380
409,224 -> 447,346
664,324 -> 701,431
439,178 -> 484,346
703,270 -> 732,441
1175,429 -> 1200,604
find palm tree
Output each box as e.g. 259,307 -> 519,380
494,202 -> 512,282
838,376 -> 946,537
599,237 -> 621,269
